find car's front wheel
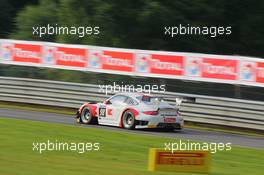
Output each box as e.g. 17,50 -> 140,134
80,107 -> 94,124
122,110 -> 136,129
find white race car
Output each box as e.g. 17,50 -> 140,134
76,92 -> 193,131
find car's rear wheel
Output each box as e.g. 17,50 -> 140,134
122,110 -> 136,129
80,107 -> 94,124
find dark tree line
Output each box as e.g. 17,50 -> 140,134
0,0 -> 38,37
0,0 -> 263,57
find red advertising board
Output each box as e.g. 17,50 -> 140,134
201,58 -> 238,80
54,47 -> 87,67
101,50 -> 134,72
13,43 -> 42,63
135,53 -> 184,76
150,54 -> 184,75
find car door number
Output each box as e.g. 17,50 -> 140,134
99,108 -> 106,117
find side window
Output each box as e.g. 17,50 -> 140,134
109,95 -> 127,105
125,97 -> 138,106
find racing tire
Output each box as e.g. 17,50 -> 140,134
122,110 -> 136,130
80,107 -> 96,124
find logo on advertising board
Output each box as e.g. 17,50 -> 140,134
88,50 -> 102,69
148,149 -> 210,173
12,43 -> 42,63
185,57 -> 202,77
135,53 -> 151,73
202,58 -> 238,80
0,42 -> 13,61
240,61 -> 256,81
151,54 -> 184,75
42,46 -> 56,64
54,47 -> 87,67
101,50 -> 134,72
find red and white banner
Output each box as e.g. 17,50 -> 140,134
135,53 -> 184,76
43,46 -> 87,67
0,42 -> 42,64
0,39 -> 263,87
13,43 -> 42,64
87,49 -> 134,72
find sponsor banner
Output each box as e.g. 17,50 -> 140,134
135,53 -> 184,75
0,39 -> 263,88
202,58 -> 238,80
148,148 -> 210,173
185,57 -> 238,80
53,46 -> 87,67
1,42 -> 42,64
42,45 -> 87,67
89,50 -> 134,72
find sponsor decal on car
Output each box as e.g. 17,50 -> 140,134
164,118 -> 176,123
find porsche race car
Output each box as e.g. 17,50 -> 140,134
76,92 -> 194,130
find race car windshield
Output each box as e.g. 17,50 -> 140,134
137,96 -> 163,104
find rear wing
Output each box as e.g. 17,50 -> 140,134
154,95 -> 196,107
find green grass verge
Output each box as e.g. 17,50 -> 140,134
0,101 -> 76,115
0,117 -> 263,175
185,123 -> 264,137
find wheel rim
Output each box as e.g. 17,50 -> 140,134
123,113 -> 134,128
81,108 -> 91,122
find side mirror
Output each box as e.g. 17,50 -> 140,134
104,100 -> 112,105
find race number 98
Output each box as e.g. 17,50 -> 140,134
99,108 -> 106,117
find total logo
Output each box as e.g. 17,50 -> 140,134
0,43 -> 13,61
185,57 -> 201,76
104,55 -> 132,67
43,46 -> 56,64
135,54 -> 150,73
13,48 -> 41,59
152,59 -> 182,71
88,50 -> 102,68
55,51 -> 86,63
240,62 -> 256,81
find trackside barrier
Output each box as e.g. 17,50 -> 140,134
0,77 -> 263,130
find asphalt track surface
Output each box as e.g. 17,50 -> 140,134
0,108 -> 263,149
